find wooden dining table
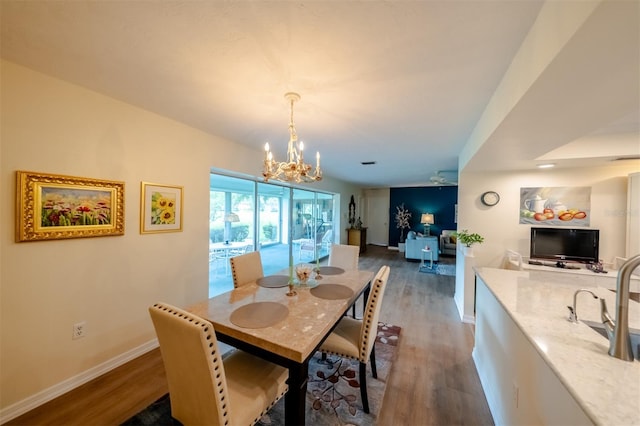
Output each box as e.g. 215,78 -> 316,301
186,267 -> 374,426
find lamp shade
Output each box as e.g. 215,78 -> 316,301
224,213 -> 240,222
421,213 -> 434,225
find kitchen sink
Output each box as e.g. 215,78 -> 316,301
583,320 -> 640,359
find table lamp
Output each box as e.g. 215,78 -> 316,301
224,212 -> 240,244
421,213 -> 434,236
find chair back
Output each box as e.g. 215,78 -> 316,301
500,249 -> 523,270
230,251 -> 264,288
358,265 -> 390,362
328,244 -> 359,270
148,303 -> 230,426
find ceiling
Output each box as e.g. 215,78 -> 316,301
1,1 -> 638,187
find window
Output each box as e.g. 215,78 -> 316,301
209,173 -> 336,296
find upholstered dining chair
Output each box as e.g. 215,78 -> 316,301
230,250 -> 264,288
318,265 -> 390,413
328,243 -> 359,270
329,244 -> 360,317
148,303 -> 288,426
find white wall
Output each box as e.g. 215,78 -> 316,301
454,164 -> 638,321
0,60 -> 362,416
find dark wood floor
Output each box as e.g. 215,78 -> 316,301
6,245 -> 493,426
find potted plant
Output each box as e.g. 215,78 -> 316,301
454,229 -> 484,256
394,203 -> 412,253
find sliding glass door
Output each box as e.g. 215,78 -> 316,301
209,173 -> 336,297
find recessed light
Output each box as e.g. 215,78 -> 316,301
361,161 -> 376,165
537,163 -> 555,169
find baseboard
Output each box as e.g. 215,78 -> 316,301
461,314 -> 476,324
0,339 -> 159,424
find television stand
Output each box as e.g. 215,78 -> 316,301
555,261 -> 580,270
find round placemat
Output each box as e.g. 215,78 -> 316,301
229,302 -> 289,329
318,266 -> 345,275
310,284 -> 354,300
257,275 -> 289,288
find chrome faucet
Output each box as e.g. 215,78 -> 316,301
567,289 -> 598,323
600,254 -> 640,362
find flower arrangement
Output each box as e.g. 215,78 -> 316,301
295,265 -> 312,283
454,229 -> 484,247
394,203 -> 412,243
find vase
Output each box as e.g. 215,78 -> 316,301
462,245 -> 474,257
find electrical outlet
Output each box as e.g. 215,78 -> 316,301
72,321 -> 87,340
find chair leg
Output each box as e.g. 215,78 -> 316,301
321,352 -> 327,361
359,361 -> 370,413
352,303 -> 356,318
370,343 -> 378,379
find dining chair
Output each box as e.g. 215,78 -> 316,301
149,303 -> 288,426
328,243 -> 359,270
329,244 -> 360,317
230,250 -> 264,288
318,265 -> 390,414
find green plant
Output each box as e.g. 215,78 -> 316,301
454,229 -> 484,247
262,223 -> 277,240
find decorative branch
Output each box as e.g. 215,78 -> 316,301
394,203 -> 411,242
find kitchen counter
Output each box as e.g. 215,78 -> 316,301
473,267 -> 640,425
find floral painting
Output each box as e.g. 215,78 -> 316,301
140,182 -> 183,233
41,188 -> 113,227
149,190 -> 177,225
16,171 -> 124,242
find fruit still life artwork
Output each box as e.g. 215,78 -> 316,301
519,187 -> 590,226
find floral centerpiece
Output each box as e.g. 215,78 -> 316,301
295,265 -> 313,284
394,203 -> 412,243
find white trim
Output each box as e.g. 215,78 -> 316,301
0,339 -> 159,424
461,314 -> 476,324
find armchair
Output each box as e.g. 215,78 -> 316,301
440,230 -> 457,256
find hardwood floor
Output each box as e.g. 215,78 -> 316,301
6,245 -> 493,426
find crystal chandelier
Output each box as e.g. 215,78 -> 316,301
263,92 -> 322,183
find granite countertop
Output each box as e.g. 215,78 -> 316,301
475,267 -> 640,426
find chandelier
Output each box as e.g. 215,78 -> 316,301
263,92 -> 322,183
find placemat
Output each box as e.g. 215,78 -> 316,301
229,302 -> 289,329
257,275 -> 289,288
317,266 -> 345,275
310,284 -> 354,300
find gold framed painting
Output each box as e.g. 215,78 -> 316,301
140,182 -> 183,234
16,171 -> 125,242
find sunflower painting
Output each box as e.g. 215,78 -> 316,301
141,182 -> 183,234
151,192 -> 176,225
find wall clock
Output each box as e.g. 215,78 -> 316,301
481,191 -> 500,206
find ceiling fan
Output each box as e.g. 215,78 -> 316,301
429,170 -> 458,185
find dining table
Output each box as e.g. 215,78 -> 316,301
209,241 -> 249,273
186,266 -> 374,426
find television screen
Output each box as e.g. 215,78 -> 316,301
530,227 -> 599,264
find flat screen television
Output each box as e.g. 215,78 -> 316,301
530,227 -> 599,265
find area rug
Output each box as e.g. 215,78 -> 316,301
122,322 -> 401,426
418,263 -> 456,276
